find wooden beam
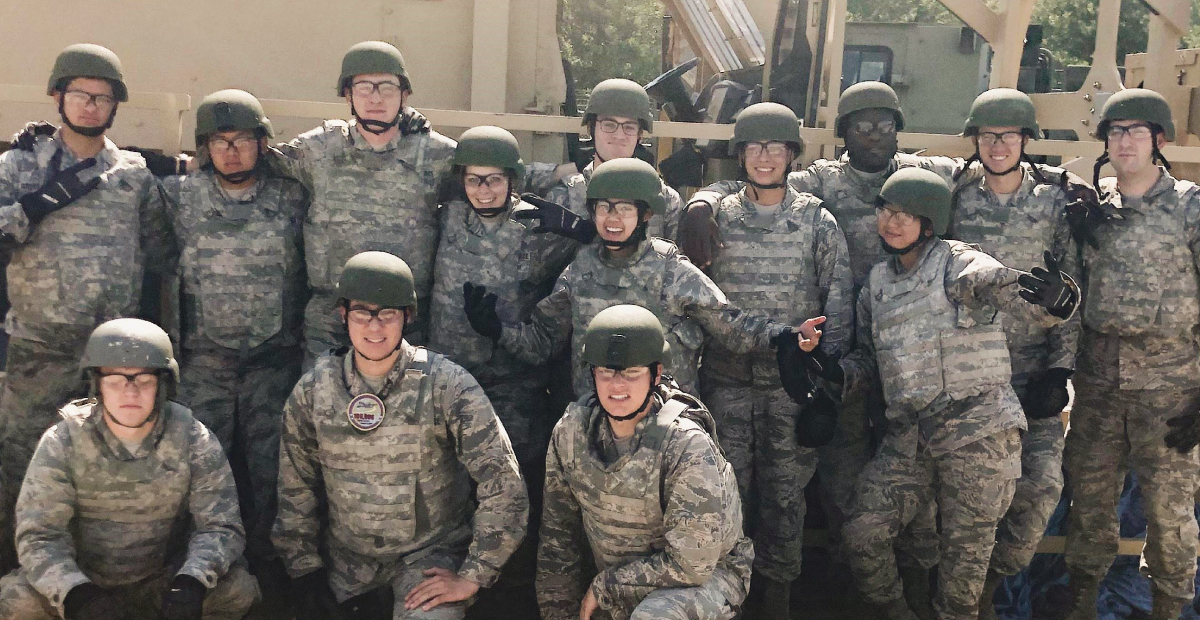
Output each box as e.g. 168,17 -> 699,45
937,0 -> 1000,43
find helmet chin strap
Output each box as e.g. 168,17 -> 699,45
601,221 -> 648,251
350,101 -> 400,135
344,307 -> 409,360
59,98 -> 115,138
880,234 -> 930,256
213,152 -> 263,186
472,182 -> 514,218
978,147 -> 1023,177
594,365 -> 660,421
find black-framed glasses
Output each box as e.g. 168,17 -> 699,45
1105,123 -> 1154,141
596,119 -> 640,136
208,136 -> 259,154
743,141 -> 790,158
593,201 -> 640,218
464,174 -> 509,190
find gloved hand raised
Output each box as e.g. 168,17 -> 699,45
676,199 -> 722,271
512,193 -> 597,244
1018,251 -> 1078,319
9,121 -> 57,152
19,149 -> 100,225
463,282 -> 502,341
400,107 -> 432,135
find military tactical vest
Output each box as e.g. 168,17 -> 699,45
8,143 -> 145,329
176,173 -> 304,351
568,239 -> 705,395
63,401 -> 193,587
1082,177 -> 1200,336
703,190 -> 825,385
557,390 -> 743,604
868,240 -> 1012,415
308,349 -> 472,558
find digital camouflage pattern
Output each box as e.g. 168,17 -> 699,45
0,400 -> 253,619
429,198 -> 580,464
699,186 -> 852,582
273,341 -> 528,600
545,161 -> 684,241
537,386 -> 752,620
948,162 -> 1080,577
267,119 -> 456,360
839,239 -> 1065,620
498,238 -> 789,397
1067,168 -> 1200,609
0,131 -> 175,558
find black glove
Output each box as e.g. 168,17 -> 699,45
123,146 -> 186,177
774,331 -> 838,447
773,330 -> 814,405
18,149 -> 100,225
161,574 -> 206,620
292,568 -> 338,620
463,282 -> 502,341
1019,367 -> 1073,420
1018,251 -> 1078,320
800,344 -> 845,385
677,200 -> 722,271
339,585 -> 395,620
796,387 -> 839,448
512,193 -> 597,244
10,120 -> 57,151
1062,179 -> 1121,250
64,582 -> 126,620
865,388 -> 889,455
400,107 -> 432,135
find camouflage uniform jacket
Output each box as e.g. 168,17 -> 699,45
429,198 -> 578,383
546,161 -> 684,241
703,186 -> 853,388
0,132 -> 174,341
1076,168 -> 1200,391
842,239 -> 1065,456
164,171 -> 308,355
16,400 -> 244,616
274,341 -> 527,588
537,386 -> 753,620
498,238 -> 790,396
948,162 -> 1080,380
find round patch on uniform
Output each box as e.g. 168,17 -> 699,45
346,394 -> 386,431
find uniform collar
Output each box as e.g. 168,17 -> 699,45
731,185 -> 799,229
889,236 -> 943,278
88,400 -> 168,461
50,130 -> 118,168
342,340 -> 418,397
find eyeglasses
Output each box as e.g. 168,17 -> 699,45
63,90 -> 117,109
875,205 -> 918,226
593,201 -> 640,218
1105,123 -> 1154,141
851,119 -> 897,136
98,371 -> 160,392
743,141 -> 790,158
595,119 -> 641,136
594,366 -> 651,381
347,307 -> 405,325
464,174 -> 509,190
977,131 -> 1025,147
207,136 -> 259,154
350,80 -> 404,99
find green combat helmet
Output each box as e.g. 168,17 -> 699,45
80,318 -> 179,381
195,89 -> 274,145
1097,88 -> 1175,141
731,102 -> 804,153
836,81 -> 904,138
337,251 -> 417,308
878,167 -> 952,235
586,158 -> 666,215
47,43 -> 128,102
584,78 -> 655,132
453,125 -> 525,180
581,304 -> 668,368
963,88 -> 1040,138
338,40 -> 410,95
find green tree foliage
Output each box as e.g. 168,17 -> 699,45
558,0 -> 663,100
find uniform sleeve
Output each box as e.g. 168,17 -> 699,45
659,185 -> 684,241
1046,187 -> 1081,371
523,162 -> 567,197
440,363 -> 529,587
589,430 -> 728,608
812,207 -> 855,357
267,135 -> 316,191
140,173 -> 178,274
944,249 -> 1063,329
686,180 -> 743,212
840,286 -> 880,400
787,164 -> 824,198
272,378 -> 326,578
919,155 -> 965,184
16,426 -> 90,615
0,149 -> 36,245
670,258 -> 788,354
178,421 -> 246,587
535,426 -> 589,620
499,269 -> 574,365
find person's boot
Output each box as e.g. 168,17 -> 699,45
977,570 -> 1004,620
1149,587 -> 1183,620
872,598 -> 921,620
756,577 -> 792,620
1064,573 -> 1100,620
898,566 -> 934,620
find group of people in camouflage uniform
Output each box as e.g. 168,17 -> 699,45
0,34 -> 1193,620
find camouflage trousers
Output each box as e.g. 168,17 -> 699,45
991,412 -> 1065,576
0,332 -> 90,566
700,384 -> 817,582
303,291 -> 429,368
177,346 -> 303,565
1064,383 -> 1200,605
597,581 -> 735,620
844,426 -> 1019,620
0,563 -> 259,620
479,378 -> 552,471
816,383 -> 873,564
328,533 -> 470,619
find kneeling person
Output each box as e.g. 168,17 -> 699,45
0,318 -> 256,620
274,251 -> 528,620
538,304 -> 752,620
